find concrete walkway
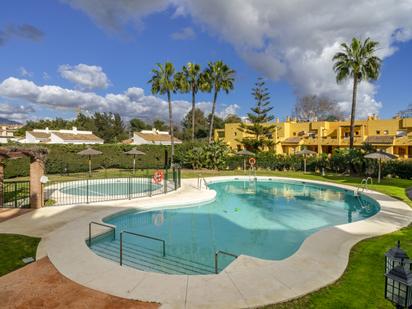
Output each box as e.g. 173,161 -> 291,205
1,177 -> 412,308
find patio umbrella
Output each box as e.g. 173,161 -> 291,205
364,151 -> 397,183
296,148 -> 317,173
236,149 -> 255,170
77,147 -> 102,177
124,148 -> 146,174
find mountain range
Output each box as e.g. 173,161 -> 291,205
0,117 -> 21,125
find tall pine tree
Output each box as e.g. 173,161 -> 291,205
239,78 -> 277,152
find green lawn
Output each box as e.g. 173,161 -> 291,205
0,234 -> 41,276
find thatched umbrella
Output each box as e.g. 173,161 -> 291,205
124,148 -> 146,174
296,148 -> 317,173
236,149 -> 255,170
77,147 -> 102,177
364,151 -> 397,183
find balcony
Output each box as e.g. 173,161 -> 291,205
340,137 -> 364,145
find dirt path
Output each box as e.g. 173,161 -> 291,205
0,257 -> 159,309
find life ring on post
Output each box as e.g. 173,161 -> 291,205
249,157 -> 256,166
152,170 -> 164,184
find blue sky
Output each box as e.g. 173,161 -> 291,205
0,0 -> 411,124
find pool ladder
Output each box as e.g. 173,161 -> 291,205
197,175 -> 209,190
356,177 -> 373,195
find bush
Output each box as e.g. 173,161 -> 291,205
383,160 -> 412,179
176,141 -> 230,170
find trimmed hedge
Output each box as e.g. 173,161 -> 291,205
4,144 -> 169,178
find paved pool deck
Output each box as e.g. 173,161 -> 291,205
1,176 -> 412,308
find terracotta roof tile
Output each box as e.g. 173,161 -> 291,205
365,135 -> 395,144
53,132 -> 103,142
282,137 -> 302,144
135,132 -> 182,143
28,131 -> 51,139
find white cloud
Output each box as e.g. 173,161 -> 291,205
171,27 -> 196,40
63,0 -> 412,118
58,64 -> 110,90
175,0 -> 412,118
0,77 -> 238,124
19,67 -> 32,78
0,102 -> 35,122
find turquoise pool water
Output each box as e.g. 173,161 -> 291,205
90,179 -> 380,274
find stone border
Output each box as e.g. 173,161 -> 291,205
45,177 -> 412,308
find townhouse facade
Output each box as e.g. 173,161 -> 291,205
214,115 -> 412,159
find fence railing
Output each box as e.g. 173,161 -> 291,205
44,168 -> 181,206
0,181 -> 30,208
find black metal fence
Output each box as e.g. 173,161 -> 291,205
44,168 -> 181,206
0,181 -> 30,208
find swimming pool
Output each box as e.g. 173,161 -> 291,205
59,179 -> 163,196
89,179 -> 380,275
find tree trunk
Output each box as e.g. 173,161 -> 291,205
191,87 -> 196,141
208,90 -> 218,143
167,90 -> 174,165
0,162 -> 4,207
349,76 -> 358,149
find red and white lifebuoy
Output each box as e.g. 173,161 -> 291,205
152,170 -> 164,184
249,157 -> 256,166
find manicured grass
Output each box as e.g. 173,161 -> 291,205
0,234 -> 41,276
263,227 -> 412,309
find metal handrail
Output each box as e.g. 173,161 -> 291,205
120,231 -> 166,266
214,250 -> 238,274
356,178 -> 368,194
88,221 -> 115,247
366,177 -> 373,187
197,175 -> 209,190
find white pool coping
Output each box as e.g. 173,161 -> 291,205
44,176 -> 412,309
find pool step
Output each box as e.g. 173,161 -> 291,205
91,240 -> 215,275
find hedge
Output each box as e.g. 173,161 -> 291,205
4,144 -> 170,178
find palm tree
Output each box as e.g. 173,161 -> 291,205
332,37 -> 381,149
204,61 -> 235,143
148,62 -> 176,164
174,62 -> 204,141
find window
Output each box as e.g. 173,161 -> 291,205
355,131 -> 359,135
376,130 -> 381,135
384,130 -> 389,135
293,132 -> 296,136
237,145 -> 241,151
234,132 -> 237,136
344,132 -> 349,138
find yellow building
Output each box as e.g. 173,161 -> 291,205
214,115 -> 412,159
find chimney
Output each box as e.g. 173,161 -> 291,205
72,126 -> 77,134
45,127 -> 49,133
